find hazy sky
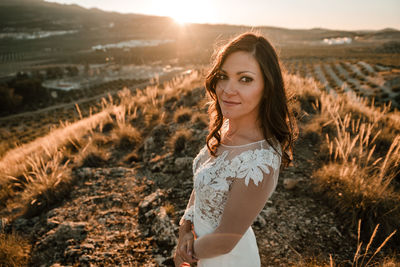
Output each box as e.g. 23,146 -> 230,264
44,0 -> 400,31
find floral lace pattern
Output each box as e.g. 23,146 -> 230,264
187,141 -> 281,229
182,204 -> 194,222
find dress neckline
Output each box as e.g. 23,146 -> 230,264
220,139 -> 267,148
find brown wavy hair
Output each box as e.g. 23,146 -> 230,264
205,32 -> 297,168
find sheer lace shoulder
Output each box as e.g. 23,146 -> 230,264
192,139 -> 282,228
192,145 -> 208,175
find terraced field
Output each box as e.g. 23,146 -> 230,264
0,95 -> 104,158
283,59 -> 400,107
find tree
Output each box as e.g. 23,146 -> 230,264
0,85 -> 23,112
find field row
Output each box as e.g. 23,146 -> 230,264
283,59 -> 400,107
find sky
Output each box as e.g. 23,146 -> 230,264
44,0 -> 400,31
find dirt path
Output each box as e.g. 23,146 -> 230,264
12,166 -> 168,266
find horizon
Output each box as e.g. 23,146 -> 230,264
43,0 -> 400,31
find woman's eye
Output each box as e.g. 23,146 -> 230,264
240,76 -> 253,83
216,73 -> 227,80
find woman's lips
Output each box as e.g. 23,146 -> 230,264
222,100 -> 241,106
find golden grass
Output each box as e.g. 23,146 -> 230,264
0,104 -> 116,186
0,232 -> 30,267
173,107 -> 192,123
293,220 -> 399,266
0,70 -> 203,219
0,68 -> 398,264
169,129 -> 192,154
303,76 -> 400,246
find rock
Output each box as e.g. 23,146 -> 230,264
0,217 -> 8,232
174,157 -> 194,171
64,247 -> 82,261
150,206 -> 177,247
329,226 -> 342,237
36,221 -> 87,251
77,167 -> 93,179
79,255 -> 92,263
144,137 -> 155,153
283,178 -> 300,190
154,254 -> 166,265
139,189 -> 165,214
254,214 -> 267,227
262,207 -> 277,217
81,243 -> 95,252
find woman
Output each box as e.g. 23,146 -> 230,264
174,32 -> 297,267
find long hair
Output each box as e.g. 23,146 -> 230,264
205,32 -> 297,168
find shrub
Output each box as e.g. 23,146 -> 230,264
191,113 -> 208,129
0,232 -> 30,267
173,107 -> 192,123
75,143 -> 110,168
111,124 -> 142,151
169,129 -> 192,154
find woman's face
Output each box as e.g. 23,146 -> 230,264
216,51 -> 264,122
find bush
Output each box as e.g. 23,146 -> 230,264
174,107 -> 192,123
0,232 -> 30,267
169,129 -> 192,154
0,85 -> 22,112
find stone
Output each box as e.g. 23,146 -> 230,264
37,221 -> 87,251
283,178 -> 300,190
150,206 -> 177,247
254,214 -> 267,227
139,189 -> 165,213
174,157 -> 194,171
144,137 -> 155,152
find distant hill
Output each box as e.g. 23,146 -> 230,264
0,0 -> 170,31
1,0 -> 398,42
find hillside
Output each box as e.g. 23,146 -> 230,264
0,70 -> 399,266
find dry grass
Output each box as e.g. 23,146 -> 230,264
18,149 -> 73,217
0,232 -> 30,267
302,78 -> 400,246
73,141 -> 110,168
169,129 -> 192,155
0,67 -> 398,264
174,107 -> 192,123
191,112 -> 208,129
111,123 -> 142,151
294,220 -> 399,266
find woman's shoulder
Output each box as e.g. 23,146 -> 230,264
192,144 -> 209,173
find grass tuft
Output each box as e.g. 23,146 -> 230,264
0,232 -> 30,267
169,129 -> 192,154
173,107 -> 192,123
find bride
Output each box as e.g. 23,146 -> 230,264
174,32 -> 297,267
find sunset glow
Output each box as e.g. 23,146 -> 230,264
129,0 -> 217,25
44,0 -> 400,30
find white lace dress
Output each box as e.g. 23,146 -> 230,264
179,139 -> 282,267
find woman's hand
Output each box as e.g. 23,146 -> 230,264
173,253 -> 190,267
175,231 -> 198,265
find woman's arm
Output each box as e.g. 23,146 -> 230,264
193,166 -> 277,259
175,189 -> 198,265
179,189 -> 195,228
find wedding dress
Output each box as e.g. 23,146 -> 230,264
179,136 -> 282,267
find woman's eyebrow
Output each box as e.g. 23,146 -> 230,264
219,69 -> 256,75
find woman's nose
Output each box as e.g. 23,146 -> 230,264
222,81 -> 237,95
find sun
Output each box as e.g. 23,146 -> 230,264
172,15 -> 189,26
153,0 -> 215,26
168,7 -> 193,26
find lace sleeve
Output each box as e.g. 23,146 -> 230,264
193,161 -> 280,258
229,147 -> 281,187
179,189 -> 195,226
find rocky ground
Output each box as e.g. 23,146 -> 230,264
2,121 -> 372,267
